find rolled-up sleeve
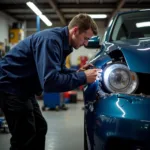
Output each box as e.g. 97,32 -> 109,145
33,37 -> 87,92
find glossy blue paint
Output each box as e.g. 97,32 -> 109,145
110,39 -> 150,73
83,82 -> 98,103
84,9 -> 150,150
96,94 -> 150,120
94,94 -> 150,143
90,53 -> 112,69
96,38 -> 150,73
84,92 -> 150,149
86,36 -> 100,48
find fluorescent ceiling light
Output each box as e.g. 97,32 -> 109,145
89,14 -> 107,19
136,22 -> 150,28
26,2 -> 42,16
26,1 -> 52,26
40,15 -> 52,26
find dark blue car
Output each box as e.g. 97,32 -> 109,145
84,9 -> 150,150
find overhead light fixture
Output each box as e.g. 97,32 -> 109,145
26,1 -> 52,26
40,15 -> 52,26
136,21 -> 150,28
89,14 -> 107,19
26,2 -> 42,16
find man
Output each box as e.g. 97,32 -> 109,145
0,13 -> 100,150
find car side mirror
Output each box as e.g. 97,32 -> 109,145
84,36 -> 101,49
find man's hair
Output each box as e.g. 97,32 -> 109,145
68,13 -> 98,35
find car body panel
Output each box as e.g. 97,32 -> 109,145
84,9 -> 150,150
104,39 -> 150,73
96,94 -> 150,120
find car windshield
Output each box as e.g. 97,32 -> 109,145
111,11 -> 150,41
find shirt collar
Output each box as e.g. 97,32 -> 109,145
63,26 -> 73,52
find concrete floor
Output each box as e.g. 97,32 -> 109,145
0,100 -> 84,150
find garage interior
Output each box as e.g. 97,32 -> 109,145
0,0 -> 150,150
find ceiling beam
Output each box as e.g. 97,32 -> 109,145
10,12 -> 111,16
48,0 -> 67,26
18,18 -> 71,22
109,0 -> 126,21
76,0 -> 80,4
137,0 -> 143,3
55,3 -> 150,8
99,0 -> 103,4
6,8 -> 114,14
15,13 -> 110,19
0,3 -> 49,10
105,0 -> 125,28
0,3 -> 150,10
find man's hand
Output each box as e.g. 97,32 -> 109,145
84,69 -> 102,83
77,63 -> 94,72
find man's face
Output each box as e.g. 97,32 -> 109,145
71,27 -> 94,49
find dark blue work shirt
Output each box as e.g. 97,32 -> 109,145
0,26 -> 86,96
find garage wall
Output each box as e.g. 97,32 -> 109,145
0,11 -> 16,43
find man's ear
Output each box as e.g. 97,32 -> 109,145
72,26 -> 79,35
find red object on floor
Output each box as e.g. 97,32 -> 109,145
68,91 -> 77,103
63,91 -> 70,99
63,91 -> 77,99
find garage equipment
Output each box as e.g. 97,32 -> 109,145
0,109 -> 9,133
42,92 -> 68,111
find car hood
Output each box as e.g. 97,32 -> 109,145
105,38 -> 150,73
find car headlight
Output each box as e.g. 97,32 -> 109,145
103,63 -> 138,94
